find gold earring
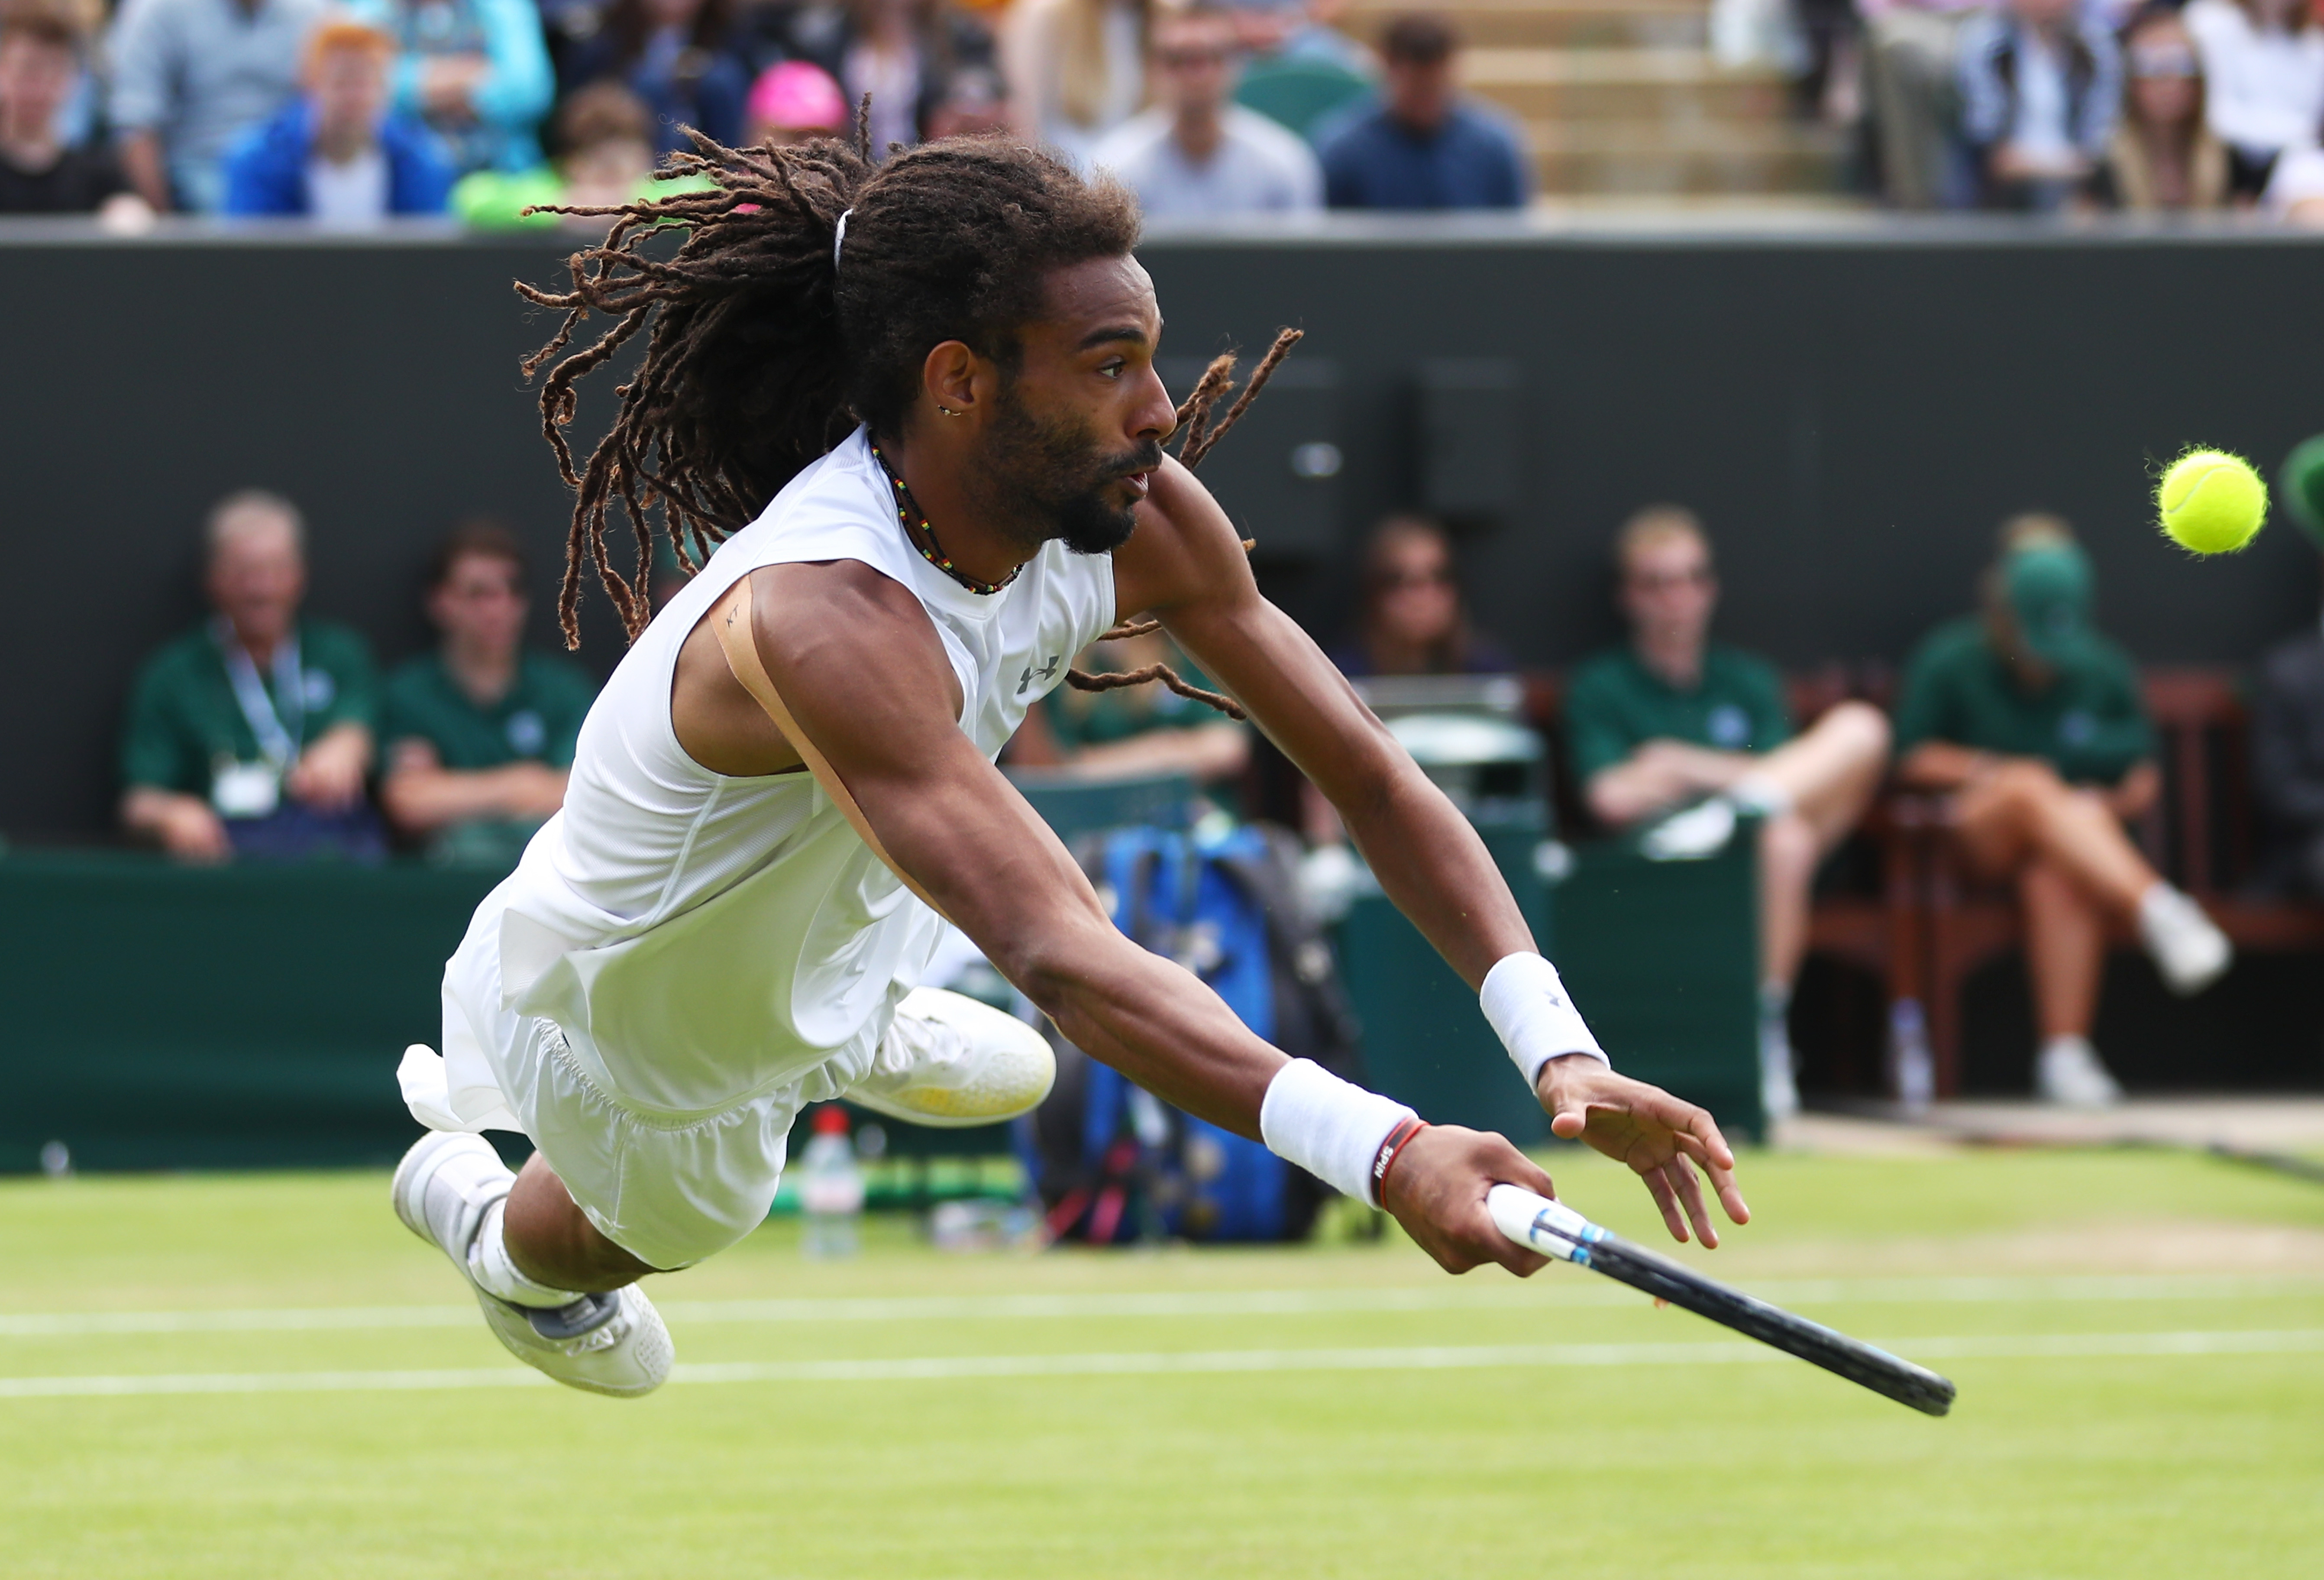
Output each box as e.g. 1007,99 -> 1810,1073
937,405 -> 961,417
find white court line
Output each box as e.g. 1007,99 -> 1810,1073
0,1329 -> 2317,1399
3,1274 -> 2318,1337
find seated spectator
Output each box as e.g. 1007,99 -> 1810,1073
2104,3 -> 2230,210
926,59 -> 1012,138
380,521 -> 597,869
1329,516 -> 1510,677
1232,0 -> 1374,146
563,0 -> 752,156
223,19 -> 456,221
807,0 -> 1003,155
0,0 -> 152,222
1004,0 -> 1147,168
2251,439 -> 2324,897
744,58 -> 847,146
1862,0 -> 1976,210
1315,13 -> 1529,210
1956,0 -> 2123,211
1563,507 -> 1891,1120
453,80 -> 710,226
2184,0 -> 2324,200
1092,0 -> 1321,217
1009,628 -> 1251,790
121,491 -> 385,864
107,0 -> 324,211
1893,516 -> 2231,1107
2263,139 -> 2324,219
348,0 -> 555,175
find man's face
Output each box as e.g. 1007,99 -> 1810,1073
0,34 -> 76,131
206,514 -> 306,649
310,45 -> 388,142
1152,13 -> 1236,120
1385,55 -> 1454,133
966,255 -> 1176,557
427,552 -> 529,658
1619,532 -> 1717,651
1374,534 -> 1459,649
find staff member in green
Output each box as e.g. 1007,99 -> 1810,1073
1563,506 -> 1891,1120
379,521 -> 598,869
1894,515 -> 2231,1107
120,490 -> 384,863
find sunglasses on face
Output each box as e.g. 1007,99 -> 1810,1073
1380,567 -> 1455,592
1627,567 -> 1712,592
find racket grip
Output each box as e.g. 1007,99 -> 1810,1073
1487,1184 -> 1600,1265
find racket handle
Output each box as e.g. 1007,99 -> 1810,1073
1487,1184 -> 1600,1265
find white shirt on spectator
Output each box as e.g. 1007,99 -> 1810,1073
1092,105 -> 1323,218
306,148 -> 390,227
2185,0 -> 2324,158
2008,30 -> 2075,163
108,0 -> 326,212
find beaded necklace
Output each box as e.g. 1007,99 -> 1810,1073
869,443 -> 1018,596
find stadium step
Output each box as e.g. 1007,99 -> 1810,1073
1339,0 -> 1853,200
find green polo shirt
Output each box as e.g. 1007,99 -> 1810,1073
1892,616 -> 2153,786
1562,644 -> 1794,784
381,651 -> 598,771
121,620 -> 380,796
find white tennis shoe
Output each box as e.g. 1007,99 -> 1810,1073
2137,884 -> 2233,996
849,987 -> 1056,1128
391,1130 -> 672,1399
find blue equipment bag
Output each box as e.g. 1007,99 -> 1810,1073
1025,822 -> 1363,1244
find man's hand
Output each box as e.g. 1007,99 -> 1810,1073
286,724 -> 372,812
123,788 -> 231,863
1379,1125 -> 1559,1276
1536,1055 -> 1749,1247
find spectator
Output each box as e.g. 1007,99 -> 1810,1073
1562,507 -> 1891,1120
347,0 -> 555,175
1315,13 -> 1529,210
0,0 -> 151,221
768,0 -> 1004,154
107,0 -> 325,211
1009,629 -> 1251,790
1860,0 -> 1978,208
1956,0 -> 2123,211
1892,517 -> 2231,1107
1092,0 -> 1321,217
2184,0 -> 2324,200
223,18 -> 456,220
453,79 -> 711,226
926,58 -> 1012,137
743,58 -> 847,146
2263,138 -> 2324,218
380,521 -> 597,869
1330,516 -> 1510,677
121,491 -> 385,864
2104,3 -> 2230,210
564,0 -> 753,155
1231,0 -> 1374,145
2250,438 -> 2324,897
1004,0 -> 1147,168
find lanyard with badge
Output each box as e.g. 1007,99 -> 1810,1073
210,618 -> 306,819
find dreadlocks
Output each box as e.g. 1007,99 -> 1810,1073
518,123 -> 1295,721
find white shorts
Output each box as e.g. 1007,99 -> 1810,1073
401,925 -> 882,1272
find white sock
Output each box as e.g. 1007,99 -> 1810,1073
1728,773 -> 1794,821
467,1198 -> 585,1309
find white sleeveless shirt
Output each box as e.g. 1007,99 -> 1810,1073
440,428 -> 1115,1123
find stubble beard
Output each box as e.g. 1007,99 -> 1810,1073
969,381 -> 1160,558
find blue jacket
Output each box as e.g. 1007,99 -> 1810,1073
1316,100 -> 1529,210
221,99 -> 456,217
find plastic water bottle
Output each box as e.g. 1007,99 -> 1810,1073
1888,999 -> 1935,1113
798,1106 -> 865,1259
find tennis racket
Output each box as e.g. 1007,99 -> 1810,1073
1486,1185 -> 1957,1416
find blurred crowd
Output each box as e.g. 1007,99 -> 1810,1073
0,0 -> 1532,223
1751,0 -> 2324,216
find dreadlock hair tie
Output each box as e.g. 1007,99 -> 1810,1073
832,207 -> 853,269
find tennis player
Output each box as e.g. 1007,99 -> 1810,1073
392,131 -> 1750,1396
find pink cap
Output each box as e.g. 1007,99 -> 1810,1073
748,61 -> 848,134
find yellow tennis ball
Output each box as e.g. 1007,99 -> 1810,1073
2156,448 -> 2268,555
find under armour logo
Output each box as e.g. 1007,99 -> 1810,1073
1017,656 -> 1061,695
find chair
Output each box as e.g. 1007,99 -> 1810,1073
1234,57 -> 1373,142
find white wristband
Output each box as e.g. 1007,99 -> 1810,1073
1480,952 -> 1608,1088
1259,1059 -> 1416,1208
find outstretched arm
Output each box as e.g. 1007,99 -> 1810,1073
683,562 -> 1555,1274
1115,460 -> 1749,1243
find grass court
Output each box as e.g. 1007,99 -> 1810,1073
3,1142 -> 2320,1578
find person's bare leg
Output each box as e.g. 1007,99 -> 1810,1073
2019,858 -> 2103,1040
1955,763 -> 2154,920
503,1153 -> 659,1293
1757,810 -> 1820,988
1749,700 -> 1892,851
